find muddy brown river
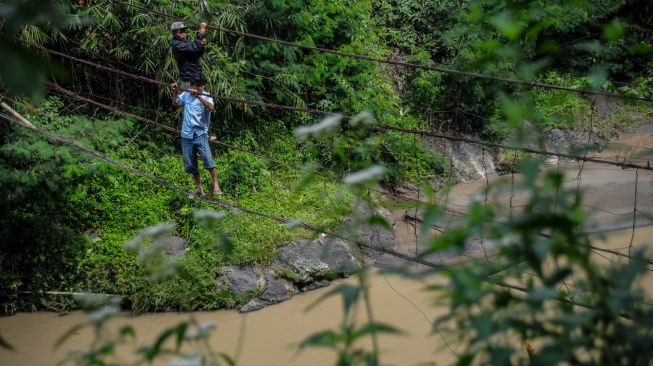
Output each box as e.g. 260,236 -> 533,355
1,126 -> 652,365
1,225 -> 652,366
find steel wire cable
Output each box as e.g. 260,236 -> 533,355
48,82 -> 319,175
37,49 -> 653,268
109,0 -> 653,103
374,124 -> 653,171
48,82 -> 441,214
52,55 -> 647,215
0,107 -> 480,273
35,45 -> 653,171
35,46 -> 331,116
1,103 -> 643,319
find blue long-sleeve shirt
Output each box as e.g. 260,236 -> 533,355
176,91 -> 214,139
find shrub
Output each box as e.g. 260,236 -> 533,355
216,150 -> 271,197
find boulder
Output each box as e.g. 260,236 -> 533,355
260,271 -> 298,304
276,240 -> 330,282
239,299 -> 265,313
221,265 -> 264,297
318,238 -> 360,275
301,279 -> 330,292
276,238 -> 361,282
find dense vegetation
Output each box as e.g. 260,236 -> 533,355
1,0 -> 652,318
2,0 -> 653,365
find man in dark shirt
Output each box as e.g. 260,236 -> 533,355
170,21 -> 208,90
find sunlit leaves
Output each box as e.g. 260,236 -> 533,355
123,223 -> 182,282
490,10 -> 526,40
294,114 -> 344,141
342,166 -> 385,186
603,19 -> 627,42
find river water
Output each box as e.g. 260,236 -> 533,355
0,270 -> 456,366
2,126 -> 652,366
2,225 -> 652,366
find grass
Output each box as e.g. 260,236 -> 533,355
70,131 -> 353,311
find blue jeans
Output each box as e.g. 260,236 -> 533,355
181,134 -> 216,175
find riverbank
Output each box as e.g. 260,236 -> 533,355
3,222 -> 653,365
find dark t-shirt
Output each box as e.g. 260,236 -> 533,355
171,32 -> 205,82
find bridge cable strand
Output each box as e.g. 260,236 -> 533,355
35,45 -> 653,171
108,0 -> 653,102
0,102 -> 635,319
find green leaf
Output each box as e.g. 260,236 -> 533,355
603,19 -> 627,42
54,322 -> 85,349
544,268 -> 571,287
471,313 -> 493,338
631,43 -> 653,55
119,325 -> 135,340
140,322 -> 188,361
0,333 -> 15,351
455,352 -> 476,366
588,66 -> 607,90
167,355 -> 201,366
491,12 -> 525,40
526,287 -> 558,303
306,284 -> 360,317
576,40 -> 604,54
299,330 -> 340,349
218,231 -> 234,255
219,353 -> 237,366
367,215 -> 391,229
419,205 -> 442,236
466,3 -> 483,23
348,322 -> 402,343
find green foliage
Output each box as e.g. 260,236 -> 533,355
56,222 -> 236,364
0,94 -> 346,313
2,1 -> 652,365
69,128 -> 351,311
531,72 -> 592,129
426,160 -> 653,364
0,0 -> 76,101
217,149 -> 271,197
380,130 -> 449,185
374,0 -> 653,135
0,97 -> 129,314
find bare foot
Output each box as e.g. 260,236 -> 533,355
188,190 -> 205,199
213,187 -> 223,196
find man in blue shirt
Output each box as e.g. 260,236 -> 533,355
171,74 -> 222,198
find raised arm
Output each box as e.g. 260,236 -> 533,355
191,90 -> 214,110
172,38 -> 204,54
197,22 -> 207,45
171,83 -> 182,107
